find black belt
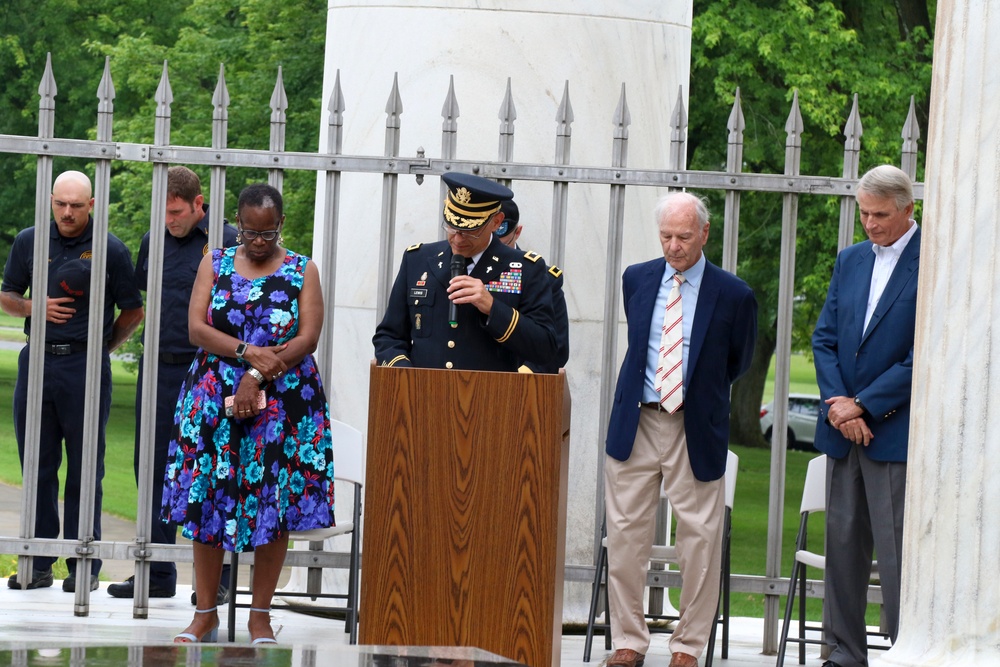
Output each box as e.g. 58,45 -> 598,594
641,401 -> 683,412
159,351 -> 196,365
42,342 -> 89,355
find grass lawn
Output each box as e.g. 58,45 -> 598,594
763,352 -> 820,401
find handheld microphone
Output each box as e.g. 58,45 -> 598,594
449,254 -> 466,329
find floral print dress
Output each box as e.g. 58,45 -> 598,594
161,247 -> 335,552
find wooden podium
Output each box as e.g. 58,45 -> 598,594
361,365 -> 571,667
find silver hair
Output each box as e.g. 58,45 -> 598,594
654,191 -> 710,229
856,165 -> 914,210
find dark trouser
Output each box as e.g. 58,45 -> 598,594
134,356 -> 190,589
823,446 -> 906,667
13,345 -> 110,577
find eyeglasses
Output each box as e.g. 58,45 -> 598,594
441,223 -> 488,240
239,228 -> 280,241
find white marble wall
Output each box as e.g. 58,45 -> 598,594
311,0 -> 693,621
875,1 -> 1000,665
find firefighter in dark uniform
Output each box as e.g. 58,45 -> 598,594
496,199 -> 570,373
107,166 -> 238,602
373,173 -> 559,371
1,170 -> 144,592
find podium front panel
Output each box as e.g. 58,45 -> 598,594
362,366 -> 570,667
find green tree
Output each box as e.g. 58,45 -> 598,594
1,0 -> 326,363
0,0 -> 324,254
688,0 -> 934,447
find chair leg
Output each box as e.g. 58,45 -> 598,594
583,522 -> 608,663
228,552 -> 240,643
776,559 -> 801,667
705,509 -> 731,667
797,562 -> 808,664
721,511 -> 732,659
705,592 -> 720,667
346,487 -> 361,645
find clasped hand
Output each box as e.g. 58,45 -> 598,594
825,396 -> 873,446
448,275 -> 493,315
242,343 -> 288,381
232,344 -> 288,418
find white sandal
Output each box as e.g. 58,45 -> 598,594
174,606 -> 219,643
249,607 -> 278,645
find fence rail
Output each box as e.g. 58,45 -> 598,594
0,55 -> 921,648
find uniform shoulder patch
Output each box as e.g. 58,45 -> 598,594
406,243 -> 422,252
548,265 -> 563,279
523,250 -> 543,263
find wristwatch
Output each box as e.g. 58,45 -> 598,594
853,396 -> 866,412
235,342 -> 248,359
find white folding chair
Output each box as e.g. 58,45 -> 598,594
776,454 -> 886,665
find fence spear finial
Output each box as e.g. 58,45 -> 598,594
843,93 -> 863,154
555,81 -> 573,137
901,95 -> 920,179
727,87 -> 745,143
441,75 -> 459,133
498,77 -> 516,135
270,65 -> 288,125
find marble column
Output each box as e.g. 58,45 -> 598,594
875,1 -> 1000,665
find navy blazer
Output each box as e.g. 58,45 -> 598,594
605,258 -> 757,482
812,227 -> 920,462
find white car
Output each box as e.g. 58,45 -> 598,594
760,393 -> 820,451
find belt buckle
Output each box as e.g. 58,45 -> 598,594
52,344 -> 72,355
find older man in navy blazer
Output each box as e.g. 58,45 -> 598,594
603,192 -> 757,667
812,165 -> 920,667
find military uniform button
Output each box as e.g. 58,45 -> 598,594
447,340 -> 455,348
445,361 -> 454,369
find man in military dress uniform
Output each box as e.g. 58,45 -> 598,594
373,173 -> 559,372
496,198 -> 569,373
1,170 -> 144,592
108,166 -> 238,602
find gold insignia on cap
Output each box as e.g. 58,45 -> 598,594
80,251 -> 93,259
443,190 -> 502,230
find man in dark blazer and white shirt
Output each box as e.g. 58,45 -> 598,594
603,192 -> 757,667
812,165 -> 920,667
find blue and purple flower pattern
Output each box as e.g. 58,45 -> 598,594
161,248 -> 335,552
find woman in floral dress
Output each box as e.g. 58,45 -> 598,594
162,183 -> 335,644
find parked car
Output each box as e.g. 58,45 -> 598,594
760,393 -> 821,451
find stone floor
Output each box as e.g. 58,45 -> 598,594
0,582 -> 802,667
1,483 -> 872,666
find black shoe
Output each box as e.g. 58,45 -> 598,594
191,583 -> 230,606
7,569 -> 54,590
63,573 -> 99,592
107,575 -> 176,598
821,662 -> 842,667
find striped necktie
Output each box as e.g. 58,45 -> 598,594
654,273 -> 685,413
